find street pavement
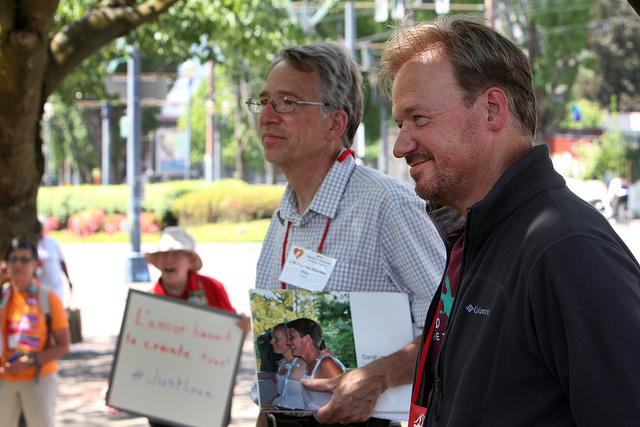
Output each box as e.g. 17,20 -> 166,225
53,220 -> 640,426
55,242 -> 262,427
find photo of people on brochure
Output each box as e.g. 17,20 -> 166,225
250,289 -> 356,413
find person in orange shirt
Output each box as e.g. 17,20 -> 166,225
0,237 -> 70,427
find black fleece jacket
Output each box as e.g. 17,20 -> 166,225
415,145 -> 640,426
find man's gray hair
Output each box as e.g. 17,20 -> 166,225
268,42 -> 363,148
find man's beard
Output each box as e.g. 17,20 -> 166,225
406,151 -> 441,202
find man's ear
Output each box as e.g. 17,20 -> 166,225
485,88 -> 508,131
326,109 -> 348,142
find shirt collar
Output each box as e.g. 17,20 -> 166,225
277,148 -> 356,225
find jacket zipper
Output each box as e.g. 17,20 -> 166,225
429,210 -> 472,423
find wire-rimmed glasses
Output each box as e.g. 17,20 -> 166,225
245,97 -> 329,114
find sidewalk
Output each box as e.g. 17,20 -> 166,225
53,242 -> 263,427
56,334 -> 259,427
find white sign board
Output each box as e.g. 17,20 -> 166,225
107,290 -> 245,427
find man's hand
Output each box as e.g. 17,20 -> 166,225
236,313 -> 252,333
302,336 -> 421,424
0,260 -> 8,283
301,364 -> 386,424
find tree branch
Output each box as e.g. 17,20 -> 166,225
44,0 -> 181,98
628,0 -> 640,17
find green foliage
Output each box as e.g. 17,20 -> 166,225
37,179 -> 283,229
559,99 -> 605,129
215,184 -> 285,221
577,0 -> 640,111
172,181 -> 285,224
576,130 -> 640,180
38,185 -> 128,226
48,219 -> 271,243
170,179 -> 250,224
143,181 -> 207,226
315,293 -> 356,369
250,290 -> 357,371
49,0 -> 312,186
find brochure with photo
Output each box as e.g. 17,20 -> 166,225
249,289 -> 414,420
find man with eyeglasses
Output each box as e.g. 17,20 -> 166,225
250,42 -> 458,427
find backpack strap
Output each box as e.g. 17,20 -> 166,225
0,282 -> 11,307
38,285 -> 53,347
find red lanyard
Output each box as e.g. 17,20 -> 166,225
408,313 -> 438,426
412,313 -> 438,399
281,218 -> 331,289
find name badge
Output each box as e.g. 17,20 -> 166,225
8,333 -> 19,350
278,246 -> 337,291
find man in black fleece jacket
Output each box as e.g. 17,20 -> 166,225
375,13 -> 640,427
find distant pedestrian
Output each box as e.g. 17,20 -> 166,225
36,219 -> 73,305
0,237 -> 70,427
608,175 -> 629,222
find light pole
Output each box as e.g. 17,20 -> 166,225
101,101 -> 111,185
183,59 -> 195,180
124,43 -> 150,283
217,100 -> 231,181
205,98 -> 215,182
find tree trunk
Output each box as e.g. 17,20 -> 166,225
0,6 -> 51,245
0,0 -> 180,250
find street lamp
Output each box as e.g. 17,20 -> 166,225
183,59 -> 195,180
124,43 -> 150,283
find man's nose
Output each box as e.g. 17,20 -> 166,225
393,127 -> 417,159
259,102 -> 281,125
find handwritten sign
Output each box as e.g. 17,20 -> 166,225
107,290 -> 245,427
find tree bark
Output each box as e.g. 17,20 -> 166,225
0,0 -> 179,249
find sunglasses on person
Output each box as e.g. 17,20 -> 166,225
7,256 -> 34,264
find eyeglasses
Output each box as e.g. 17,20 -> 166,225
245,97 -> 329,114
8,256 -> 33,264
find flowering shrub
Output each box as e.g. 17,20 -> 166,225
140,212 -> 160,234
103,214 -> 127,234
65,210 -> 158,236
38,179 -> 282,232
43,216 -> 60,233
67,207 -> 105,236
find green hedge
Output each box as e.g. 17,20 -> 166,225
172,182 -> 285,224
38,179 -> 285,228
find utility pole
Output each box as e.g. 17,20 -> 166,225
124,44 -> 149,283
101,101 -> 111,186
345,1 -> 357,56
485,0 -> 495,26
183,60 -> 195,180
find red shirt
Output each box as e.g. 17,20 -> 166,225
151,271 -> 236,313
426,234 -> 464,384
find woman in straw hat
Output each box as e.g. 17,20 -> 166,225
144,226 -> 236,311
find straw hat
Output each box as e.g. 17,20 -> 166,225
144,226 -> 203,271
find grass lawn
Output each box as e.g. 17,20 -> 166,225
49,219 -> 271,244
